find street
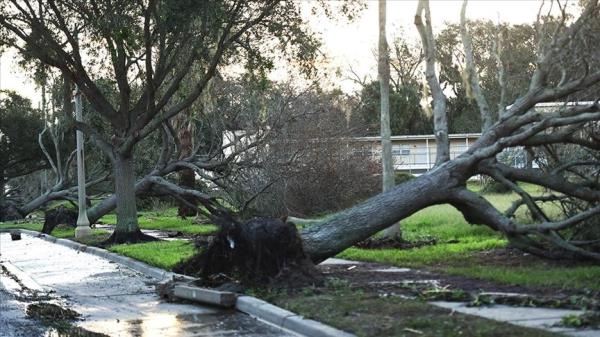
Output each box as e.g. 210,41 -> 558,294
0,233 -> 295,337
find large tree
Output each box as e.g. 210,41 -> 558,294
0,91 -> 46,202
301,0 -> 600,263
378,0 -> 399,238
0,0 -> 321,242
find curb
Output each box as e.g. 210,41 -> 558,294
236,296 -> 356,337
1,229 -> 356,337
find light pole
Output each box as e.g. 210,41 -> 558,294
73,85 -> 91,238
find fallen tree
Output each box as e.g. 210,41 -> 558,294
95,0 -> 600,265
5,0 -> 600,270
301,0 -> 600,263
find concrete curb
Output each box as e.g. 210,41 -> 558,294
236,296 -> 356,337
1,229 -> 356,337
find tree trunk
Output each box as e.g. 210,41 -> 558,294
110,153 -> 141,242
378,0 -> 401,239
177,123 -> 196,217
87,175 -> 154,224
415,0 -> 450,165
0,174 -> 5,203
301,164 -> 463,262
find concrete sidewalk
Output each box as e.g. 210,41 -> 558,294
0,233 -> 296,337
323,258 -> 600,337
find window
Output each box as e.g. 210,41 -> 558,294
392,146 -> 411,156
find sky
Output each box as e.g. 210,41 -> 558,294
0,0 -> 577,105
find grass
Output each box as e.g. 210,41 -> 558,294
445,265 -> 600,291
269,285 -> 561,337
0,222 -> 44,232
339,238 -> 507,268
337,183 -> 600,292
108,240 -> 197,270
99,211 -> 217,235
0,221 -> 109,241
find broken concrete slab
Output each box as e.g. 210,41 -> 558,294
173,284 -> 237,308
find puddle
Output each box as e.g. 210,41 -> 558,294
79,312 -> 295,337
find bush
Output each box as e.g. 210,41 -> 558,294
395,172 -> 416,185
225,88 -> 381,218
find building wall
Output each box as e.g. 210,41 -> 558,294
357,134 -> 480,174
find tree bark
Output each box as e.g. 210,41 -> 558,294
460,0 -> 493,132
415,0 -> 449,165
176,119 -> 197,217
111,153 -> 140,240
0,174 -> 5,203
87,175 -> 154,224
301,163 -> 464,262
378,0 -> 400,238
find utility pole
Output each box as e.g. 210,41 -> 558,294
73,85 -> 91,238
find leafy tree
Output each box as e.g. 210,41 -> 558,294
300,0 -> 600,263
435,21 -> 537,133
0,0 -> 324,242
353,81 -> 432,135
0,91 -> 45,201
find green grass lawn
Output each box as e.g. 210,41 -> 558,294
445,265 -> 600,291
0,222 -> 44,232
338,184 -> 600,292
0,221 -> 110,244
108,240 -> 197,270
100,211 -> 217,235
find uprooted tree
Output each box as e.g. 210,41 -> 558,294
0,0 -> 329,242
300,0 -> 600,263
164,0 -> 600,283
2,0 -> 600,276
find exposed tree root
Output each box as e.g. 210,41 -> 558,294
174,217 -> 322,288
41,206 -> 77,234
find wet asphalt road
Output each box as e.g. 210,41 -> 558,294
0,233 -> 295,337
0,275 -> 47,337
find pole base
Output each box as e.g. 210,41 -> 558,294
75,224 -> 92,239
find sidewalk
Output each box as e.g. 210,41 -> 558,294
322,258 -> 600,337
0,233 -> 295,337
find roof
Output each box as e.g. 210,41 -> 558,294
353,133 -> 482,142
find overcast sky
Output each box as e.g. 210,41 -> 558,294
0,0 -> 577,105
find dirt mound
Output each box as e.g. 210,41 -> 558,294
174,216 -> 321,288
